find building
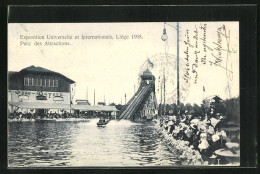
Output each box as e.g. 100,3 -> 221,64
72,105 -> 118,118
204,95 -> 223,107
76,99 -> 90,105
97,102 -> 105,106
203,95 -> 224,117
139,69 -> 158,120
8,65 -> 75,116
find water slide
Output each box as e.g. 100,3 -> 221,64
118,83 -> 153,120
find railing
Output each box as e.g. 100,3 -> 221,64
123,86 -> 151,120
118,86 -> 146,119
118,84 -> 153,120
117,85 -> 143,117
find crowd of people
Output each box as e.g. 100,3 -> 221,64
9,110 -> 114,121
158,112 -> 238,165
43,111 -> 76,119
9,110 -> 78,120
9,111 -> 36,120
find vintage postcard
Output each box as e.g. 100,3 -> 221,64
8,22 -> 239,167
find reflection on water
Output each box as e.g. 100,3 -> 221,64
8,119 -> 179,167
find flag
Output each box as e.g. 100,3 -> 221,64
147,58 -> 154,68
203,86 -> 205,92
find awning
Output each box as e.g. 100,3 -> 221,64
9,102 -> 119,111
9,102 -> 71,109
72,105 -> 118,112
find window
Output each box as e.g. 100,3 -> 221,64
29,78 -> 32,86
33,78 -> 38,86
24,77 -> 29,86
24,77 -> 58,87
46,79 -> 50,87
42,79 -> 46,86
39,79 -> 42,86
54,80 -> 58,87
50,79 -> 54,87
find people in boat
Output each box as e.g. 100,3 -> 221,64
49,111 -> 53,118
98,118 -> 106,123
19,112 -> 23,119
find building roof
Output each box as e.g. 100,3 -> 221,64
205,95 -> 223,101
72,105 -> 118,112
76,100 -> 91,105
212,95 -> 223,101
97,102 -> 106,105
140,68 -> 155,80
115,104 -> 124,110
20,65 -> 75,83
142,68 -> 153,76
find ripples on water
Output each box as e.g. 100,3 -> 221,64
8,119 -> 179,167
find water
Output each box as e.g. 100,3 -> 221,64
8,119 -> 180,167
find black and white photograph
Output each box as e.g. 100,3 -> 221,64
8,22 -> 240,167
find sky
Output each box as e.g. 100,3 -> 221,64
8,22 -> 239,105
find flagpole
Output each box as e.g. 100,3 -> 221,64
203,86 -> 206,116
163,67 -> 166,116
203,86 -> 205,101
177,22 -> 180,117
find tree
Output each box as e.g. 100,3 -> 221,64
225,80 -> 232,99
184,103 -> 192,114
223,97 -> 239,124
192,103 -> 203,117
179,103 -> 185,115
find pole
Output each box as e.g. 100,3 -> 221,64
86,87 -> 88,100
70,84 -> 72,112
94,89 -> 95,105
160,77 -> 163,116
163,67 -> 166,116
177,22 -> 180,116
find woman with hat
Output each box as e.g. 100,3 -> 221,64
198,132 -> 210,161
189,124 -> 200,151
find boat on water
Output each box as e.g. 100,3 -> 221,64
146,117 -> 153,121
97,119 -> 110,127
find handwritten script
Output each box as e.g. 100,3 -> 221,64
182,23 -> 237,86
